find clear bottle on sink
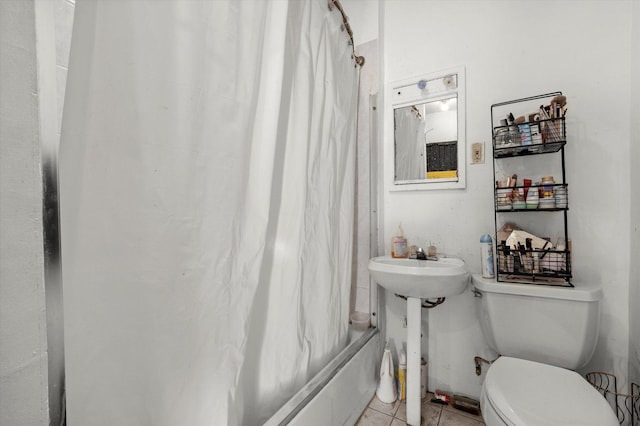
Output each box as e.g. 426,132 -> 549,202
391,224 -> 408,258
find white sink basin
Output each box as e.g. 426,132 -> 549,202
368,256 -> 470,299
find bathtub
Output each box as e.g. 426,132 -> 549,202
265,327 -> 380,425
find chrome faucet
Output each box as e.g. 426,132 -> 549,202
416,247 -> 428,260
411,246 -> 438,261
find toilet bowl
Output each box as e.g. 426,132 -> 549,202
472,275 -> 618,426
480,357 -> 618,425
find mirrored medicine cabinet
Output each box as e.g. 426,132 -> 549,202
391,66 -> 466,190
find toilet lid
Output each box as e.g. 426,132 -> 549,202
484,357 -> 618,426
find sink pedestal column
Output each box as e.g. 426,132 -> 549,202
367,256 -> 469,425
406,297 -> 422,425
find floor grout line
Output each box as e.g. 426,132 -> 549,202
358,393 -> 485,425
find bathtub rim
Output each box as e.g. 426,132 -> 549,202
264,326 -> 378,425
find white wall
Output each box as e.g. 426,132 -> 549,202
352,39 -> 379,316
382,0 -> 634,398
0,1 -> 49,424
47,1 -> 75,423
629,0 -> 640,388
0,1 -> 74,424
55,0 -> 75,136
343,0 -> 381,318
341,0 -> 379,46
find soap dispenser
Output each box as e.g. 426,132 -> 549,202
391,224 -> 408,258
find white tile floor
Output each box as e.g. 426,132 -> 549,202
356,393 -> 485,426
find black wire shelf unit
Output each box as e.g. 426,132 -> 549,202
491,92 -> 572,287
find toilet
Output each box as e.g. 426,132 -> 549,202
473,275 -> 619,426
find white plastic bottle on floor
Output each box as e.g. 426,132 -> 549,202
376,344 -> 397,403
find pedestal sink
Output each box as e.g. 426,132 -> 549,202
368,256 -> 470,426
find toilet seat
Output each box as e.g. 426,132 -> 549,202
483,357 -> 618,426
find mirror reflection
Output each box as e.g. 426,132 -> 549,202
394,96 -> 458,182
391,67 -> 465,189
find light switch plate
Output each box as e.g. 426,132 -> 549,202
471,142 -> 484,164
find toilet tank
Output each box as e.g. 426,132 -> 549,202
472,275 -> 602,370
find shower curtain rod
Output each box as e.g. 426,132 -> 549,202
328,0 -> 366,66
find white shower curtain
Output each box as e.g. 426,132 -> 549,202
59,1 -> 358,424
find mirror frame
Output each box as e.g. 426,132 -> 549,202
389,66 -> 466,191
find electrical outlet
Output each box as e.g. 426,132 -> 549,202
472,142 -> 484,164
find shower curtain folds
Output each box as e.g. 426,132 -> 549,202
59,1 -> 360,425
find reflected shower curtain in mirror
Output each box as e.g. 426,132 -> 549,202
59,1 -> 358,424
394,108 -> 426,181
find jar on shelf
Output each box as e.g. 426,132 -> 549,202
495,119 -> 521,148
541,176 -> 555,198
496,188 -> 512,210
555,185 -> 568,208
526,187 -> 539,209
